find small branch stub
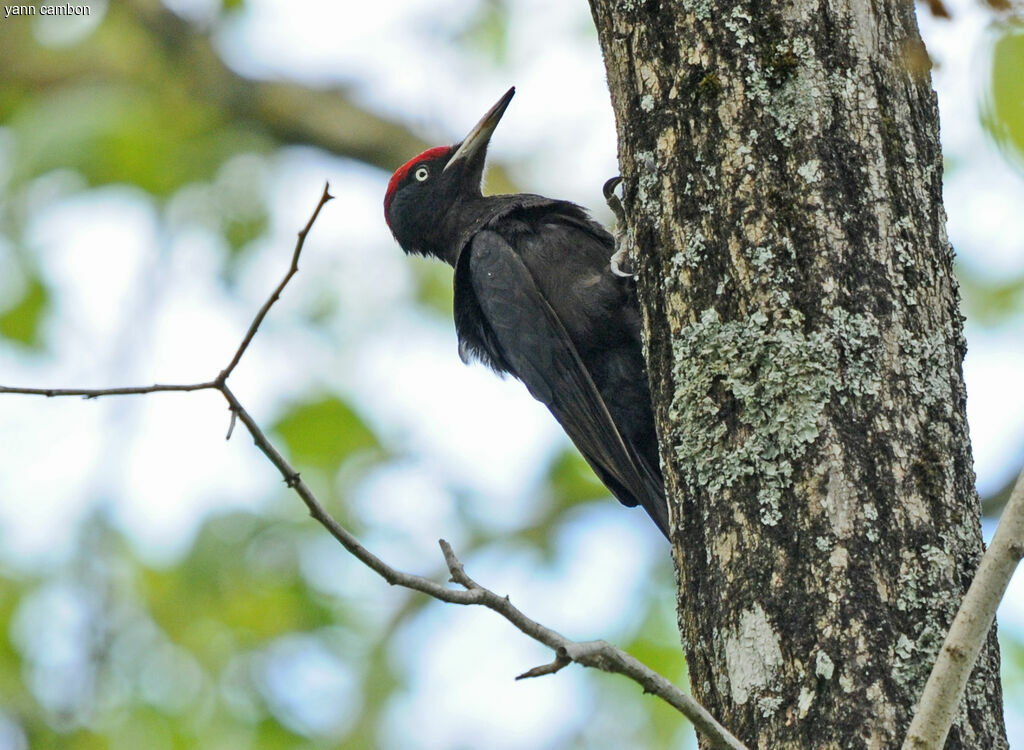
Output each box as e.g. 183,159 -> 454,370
517,650 -> 571,680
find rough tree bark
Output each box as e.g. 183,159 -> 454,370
588,1 -> 1008,748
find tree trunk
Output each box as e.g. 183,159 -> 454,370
588,1 -> 1008,747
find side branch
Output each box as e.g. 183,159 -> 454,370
220,391 -> 747,750
903,468 -> 1024,750
0,181 -> 747,750
433,538 -> 745,748
0,184 -> 335,400
219,182 -> 335,381
0,382 -> 217,398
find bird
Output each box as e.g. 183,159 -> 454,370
383,87 -> 669,538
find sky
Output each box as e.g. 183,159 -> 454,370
1,0 -> 1023,747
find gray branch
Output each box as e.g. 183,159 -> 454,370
903,469 -> 1024,750
0,182 -> 747,750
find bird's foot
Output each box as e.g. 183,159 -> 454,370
603,176 -> 625,225
603,176 -> 634,278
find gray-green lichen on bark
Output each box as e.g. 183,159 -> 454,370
589,0 -> 1008,747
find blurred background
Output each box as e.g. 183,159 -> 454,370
0,0 -> 1021,748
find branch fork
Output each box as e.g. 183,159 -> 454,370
0,181 -> 748,750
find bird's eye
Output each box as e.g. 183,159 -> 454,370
414,166 -> 430,182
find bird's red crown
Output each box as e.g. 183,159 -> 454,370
384,146 -> 452,219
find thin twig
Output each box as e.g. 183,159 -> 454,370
903,468 -> 1024,750
0,181 -> 748,750
217,396 -> 749,749
0,382 -> 217,398
0,183 -> 335,401
435,543 -> 746,749
440,537 -> 475,588
516,652 -> 571,680
217,182 -> 334,383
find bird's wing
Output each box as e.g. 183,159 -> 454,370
458,229 -> 668,535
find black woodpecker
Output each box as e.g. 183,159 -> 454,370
383,87 -> 669,538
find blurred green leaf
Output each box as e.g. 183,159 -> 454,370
983,25 -> 1024,167
342,642 -> 402,749
0,571 -> 35,712
957,263 -> 1024,325
1001,627 -> 1024,692
31,729 -> 109,750
301,291 -> 340,327
512,447 -> 616,557
215,154 -> 271,265
251,719 -> 307,749
272,395 -> 383,473
625,604 -> 686,681
0,273 -> 48,348
224,210 -> 269,256
407,254 -> 454,316
8,84 -> 267,196
546,447 -> 611,507
142,514 -> 336,656
619,573 -> 689,747
454,0 -> 511,67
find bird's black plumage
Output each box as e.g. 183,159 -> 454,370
384,88 -> 669,537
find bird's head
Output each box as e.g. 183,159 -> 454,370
384,87 -> 514,262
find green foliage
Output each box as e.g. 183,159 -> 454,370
958,263 -> 1024,325
0,501 -> 677,750
625,600 -> 686,684
0,570 -> 30,706
511,447 -> 613,557
271,395 -> 383,473
7,83 -> 266,198
559,562 -> 687,749
224,210 -> 270,256
983,25 -> 1024,168
1000,628 -> 1024,692
453,0 -> 511,67
407,255 -> 455,317
545,446 -> 611,507
0,513 -> 411,749
0,271 -> 49,348
141,515 -> 336,656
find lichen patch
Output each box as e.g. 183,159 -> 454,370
724,603 -> 784,705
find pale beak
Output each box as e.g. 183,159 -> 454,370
444,87 -> 515,172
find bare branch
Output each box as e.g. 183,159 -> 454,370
215,402 -> 749,750
434,540 -> 747,749
0,382 -> 217,398
217,384 -> 456,595
0,182 -> 749,750
440,537 -> 478,589
903,468 -> 1024,750
517,651 -> 571,680
0,183 -> 334,401
218,182 -> 334,382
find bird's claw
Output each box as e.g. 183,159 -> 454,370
604,176 -> 634,278
610,246 -> 633,278
603,176 -> 625,225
